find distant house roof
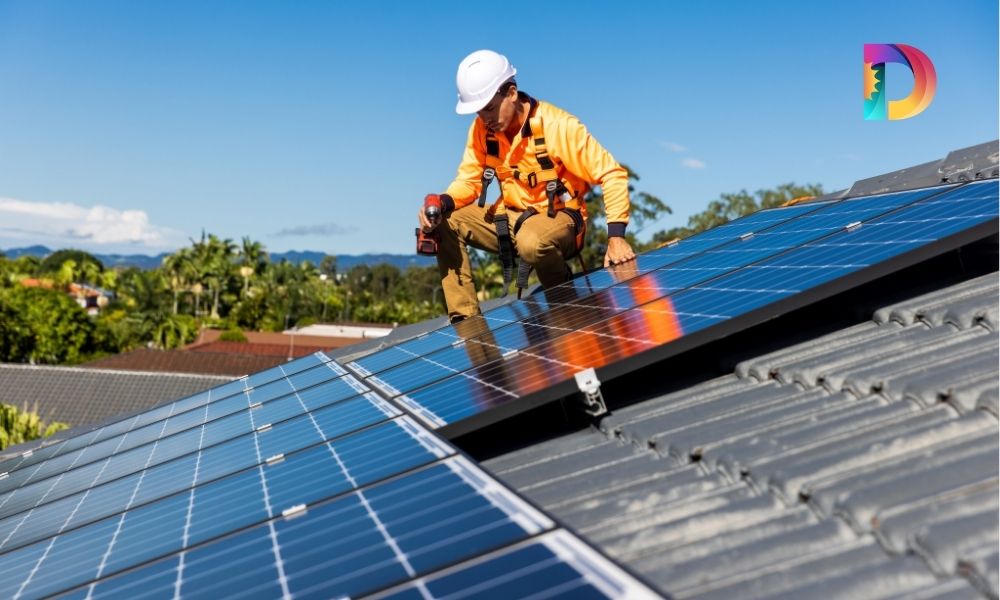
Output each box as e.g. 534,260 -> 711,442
79,347 -> 306,377
186,328 -> 358,350
0,364 -> 228,430
186,341 -> 330,357
483,271 -> 999,599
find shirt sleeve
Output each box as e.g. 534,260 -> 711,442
443,120 -> 486,210
553,115 -> 631,230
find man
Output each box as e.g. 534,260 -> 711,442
419,49 -> 636,322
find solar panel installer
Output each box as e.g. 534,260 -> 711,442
417,49 -> 636,323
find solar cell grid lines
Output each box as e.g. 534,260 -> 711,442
0,352 -> 334,479
356,180 -> 997,434
0,370 -> 375,525
0,389 -> 400,553
0,355 -> 346,494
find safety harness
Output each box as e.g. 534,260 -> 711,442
479,105 -> 587,297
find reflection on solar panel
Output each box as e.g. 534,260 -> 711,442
0,353 -> 658,599
345,179 -> 998,436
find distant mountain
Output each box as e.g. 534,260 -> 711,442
0,246 -> 435,271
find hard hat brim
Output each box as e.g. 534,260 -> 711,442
455,96 -> 490,115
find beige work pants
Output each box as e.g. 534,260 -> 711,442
436,203 -> 578,321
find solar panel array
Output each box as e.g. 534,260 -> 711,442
0,354 -> 658,599
346,179 -> 999,436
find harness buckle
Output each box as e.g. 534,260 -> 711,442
527,172 -> 537,187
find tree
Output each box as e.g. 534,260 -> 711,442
0,403 -> 69,450
39,249 -> 104,280
650,182 -> 824,245
0,286 -> 94,364
163,248 -> 195,315
239,237 -> 268,299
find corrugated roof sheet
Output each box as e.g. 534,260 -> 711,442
484,271 -> 999,599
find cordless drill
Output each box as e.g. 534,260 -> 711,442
415,194 -> 443,256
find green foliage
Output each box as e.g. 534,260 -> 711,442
219,329 -> 248,342
38,249 -> 104,278
649,182 -> 824,245
0,403 -> 69,451
151,313 -> 198,350
0,286 -> 95,364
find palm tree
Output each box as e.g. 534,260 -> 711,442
239,237 -> 267,298
162,249 -> 194,315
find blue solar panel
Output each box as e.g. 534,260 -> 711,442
17,457 -> 562,599
0,378 -> 388,524
0,352 -> 339,480
365,180 -> 996,431
0,352 -> 650,598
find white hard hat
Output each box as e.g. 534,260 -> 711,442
455,50 -> 517,115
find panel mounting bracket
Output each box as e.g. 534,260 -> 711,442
574,368 -> 607,418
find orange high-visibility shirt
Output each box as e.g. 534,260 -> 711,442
444,98 -> 631,231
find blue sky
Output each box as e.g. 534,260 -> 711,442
0,0 -> 996,256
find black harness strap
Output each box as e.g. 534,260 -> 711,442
494,214 -> 516,296
478,133 -> 501,207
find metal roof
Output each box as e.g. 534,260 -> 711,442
484,272 -> 999,599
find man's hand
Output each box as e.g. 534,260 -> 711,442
604,236 -> 636,268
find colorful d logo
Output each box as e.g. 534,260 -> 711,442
864,44 -> 937,120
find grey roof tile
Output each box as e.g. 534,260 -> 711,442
977,389 -> 998,416
761,554 -> 940,600
482,429 -> 615,476
743,404 -> 956,491
756,408 -> 992,503
601,376 -> 758,433
874,484 -> 998,554
510,451 -> 670,507
683,538 -> 889,600
781,325 -> 950,388
837,328 -> 996,400
902,364 -> 1000,412
632,514 -> 842,595
630,506 -> 817,570
0,364 -> 228,430
872,272 -> 999,327
590,491 -> 780,558
616,382 -> 814,448
734,320 -> 890,382
713,396 -> 913,478
911,508 -> 1000,579
883,577 -> 989,600
553,465 -> 727,529
807,327 -> 988,395
486,438 -> 645,490
652,388 -> 843,463
959,546 -> 999,599
823,432 -> 999,528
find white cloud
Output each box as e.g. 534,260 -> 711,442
0,197 -> 183,248
658,141 -> 687,153
681,158 -> 707,169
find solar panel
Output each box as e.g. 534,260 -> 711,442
0,355 -> 656,599
344,180 -> 997,436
